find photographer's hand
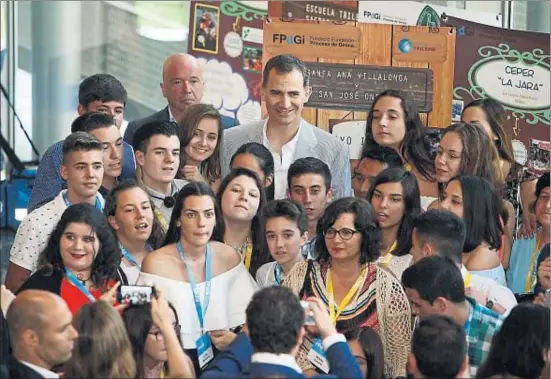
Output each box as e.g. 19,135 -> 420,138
305,297 -> 338,339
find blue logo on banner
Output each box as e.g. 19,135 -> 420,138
398,38 -> 413,53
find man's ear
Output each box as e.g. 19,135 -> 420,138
108,215 -> 119,231
422,242 -> 433,258
60,164 -> 69,181
77,104 -> 86,116
326,188 -> 333,203
434,296 -> 448,313
135,150 -> 145,167
304,86 -> 312,103
265,174 -> 274,189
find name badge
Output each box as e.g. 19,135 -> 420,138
307,338 -> 329,373
196,333 -> 214,369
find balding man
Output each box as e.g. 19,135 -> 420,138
1,290 -> 78,378
124,53 -> 237,145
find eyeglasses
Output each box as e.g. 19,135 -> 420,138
149,324 -> 181,341
324,227 -> 359,241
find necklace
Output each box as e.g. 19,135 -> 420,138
76,272 -> 92,286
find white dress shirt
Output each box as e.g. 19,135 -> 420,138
262,119 -> 302,200
19,361 -> 59,378
251,334 -> 346,373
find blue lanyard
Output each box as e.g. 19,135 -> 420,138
176,241 -> 211,332
274,263 -> 283,285
63,192 -> 102,210
65,269 -> 96,303
120,243 -> 142,269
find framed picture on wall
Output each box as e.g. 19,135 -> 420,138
192,3 -> 220,54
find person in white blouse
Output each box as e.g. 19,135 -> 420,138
103,180 -> 166,284
256,199 -> 307,288
137,181 -> 257,374
410,209 -> 517,315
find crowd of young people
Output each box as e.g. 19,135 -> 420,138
1,53 -> 549,379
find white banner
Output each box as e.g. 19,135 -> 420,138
358,1 -> 501,28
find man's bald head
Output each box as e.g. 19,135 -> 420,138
160,54 -> 205,120
7,290 -> 77,367
6,290 -> 65,345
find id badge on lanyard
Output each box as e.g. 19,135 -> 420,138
176,242 -> 214,369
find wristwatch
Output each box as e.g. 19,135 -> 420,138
485,299 -> 494,310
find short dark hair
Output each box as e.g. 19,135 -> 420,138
38,204 -> 121,292
316,197 -> 381,265
62,132 -> 103,164
360,145 -> 403,168
413,210 -> 466,264
264,199 -> 308,234
367,167 -> 421,257
343,328 -> 385,379
78,74 -> 127,108
412,315 -> 467,378
230,142 -> 275,201
103,179 -> 166,250
132,121 -> 179,153
449,175 -> 504,252
262,54 -> 309,87
477,303 -> 550,379
287,157 -> 332,193
246,286 -> 304,354
402,256 -> 465,304
71,112 -> 116,133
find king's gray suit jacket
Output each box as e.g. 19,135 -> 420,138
221,118 -> 353,200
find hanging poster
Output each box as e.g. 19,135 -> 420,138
358,1 -> 501,27
188,1 -> 268,125
443,15 -> 550,171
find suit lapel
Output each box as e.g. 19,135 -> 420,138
294,119 -> 317,159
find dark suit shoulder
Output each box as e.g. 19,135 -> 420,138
124,107 -> 169,143
2,356 -> 45,379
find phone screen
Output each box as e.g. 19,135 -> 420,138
545,289 -> 550,308
117,285 -> 155,305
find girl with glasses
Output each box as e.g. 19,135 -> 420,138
122,287 -> 195,378
283,197 -> 411,379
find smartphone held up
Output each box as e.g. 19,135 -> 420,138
117,285 -> 156,305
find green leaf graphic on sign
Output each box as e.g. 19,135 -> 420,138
220,1 -> 267,21
417,6 -> 440,26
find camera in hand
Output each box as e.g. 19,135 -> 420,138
300,301 -> 316,326
117,285 -> 156,305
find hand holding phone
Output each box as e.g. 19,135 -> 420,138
300,301 -> 316,326
117,285 -> 156,305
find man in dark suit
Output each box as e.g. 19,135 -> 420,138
1,290 -> 78,378
201,286 -> 362,379
124,53 -> 237,146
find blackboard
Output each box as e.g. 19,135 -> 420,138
305,62 -> 434,112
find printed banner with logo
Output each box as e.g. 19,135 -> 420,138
443,16 -> 550,172
187,1 -> 267,125
358,1 -> 501,27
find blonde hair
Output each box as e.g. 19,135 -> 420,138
64,301 -> 136,378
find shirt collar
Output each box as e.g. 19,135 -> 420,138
168,107 -> 177,123
251,352 -> 302,374
19,361 -> 59,378
262,118 -> 302,152
460,265 -> 469,277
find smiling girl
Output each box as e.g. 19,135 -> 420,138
177,104 -> 223,193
